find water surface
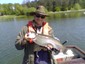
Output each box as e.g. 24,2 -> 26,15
0,15 -> 85,64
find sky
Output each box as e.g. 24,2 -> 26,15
0,0 -> 34,4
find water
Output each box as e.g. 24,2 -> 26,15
49,17 -> 85,48
0,15 -> 85,64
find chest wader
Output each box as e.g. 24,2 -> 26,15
34,50 -> 51,64
26,54 -> 34,64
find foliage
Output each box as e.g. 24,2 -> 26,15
26,7 -> 36,16
0,0 -> 85,15
73,3 -> 81,10
55,7 -> 61,12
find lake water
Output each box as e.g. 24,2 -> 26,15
0,14 -> 85,64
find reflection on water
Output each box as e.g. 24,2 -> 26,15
0,12 -> 85,64
48,11 -> 85,20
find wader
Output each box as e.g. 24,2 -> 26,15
34,50 -> 51,64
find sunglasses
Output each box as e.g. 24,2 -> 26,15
35,14 -> 46,19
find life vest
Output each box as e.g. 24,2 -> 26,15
27,21 -> 52,35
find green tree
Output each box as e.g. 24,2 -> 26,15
55,7 -> 61,11
14,3 -> 24,15
73,3 -> 81,10
26,7 -> 36,16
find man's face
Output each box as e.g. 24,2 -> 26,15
34,14 -> 46,26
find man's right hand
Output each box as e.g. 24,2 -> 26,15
24,33 -> 35,43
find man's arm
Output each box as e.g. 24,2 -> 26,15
15,26 -> 28,50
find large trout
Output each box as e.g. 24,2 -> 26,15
26,32 -> 65,51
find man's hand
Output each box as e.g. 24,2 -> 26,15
24,33 -> 34,43
40,44 -> 53,51
44,44 -> 53,50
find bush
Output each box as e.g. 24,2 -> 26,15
73,3 -> 81,10
24,7 -> 36,16
55,7 -> 61,12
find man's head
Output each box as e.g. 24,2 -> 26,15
35,5 -> 48,16
30,5 -> 48,26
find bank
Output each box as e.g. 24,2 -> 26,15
0,9 -> 85,19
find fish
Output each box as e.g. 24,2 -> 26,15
32,34 -> 65,51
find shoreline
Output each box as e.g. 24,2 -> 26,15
0,9 -> 85,18
49,9 -> 85,14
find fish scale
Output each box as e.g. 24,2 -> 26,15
33,34 -> 65,51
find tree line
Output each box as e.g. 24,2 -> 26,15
0,0 -> 85,16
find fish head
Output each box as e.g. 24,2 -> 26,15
26,32 -> 36,38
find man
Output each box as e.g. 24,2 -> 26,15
15,5 -> 53,64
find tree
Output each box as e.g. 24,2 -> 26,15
73,3 -> 81,10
